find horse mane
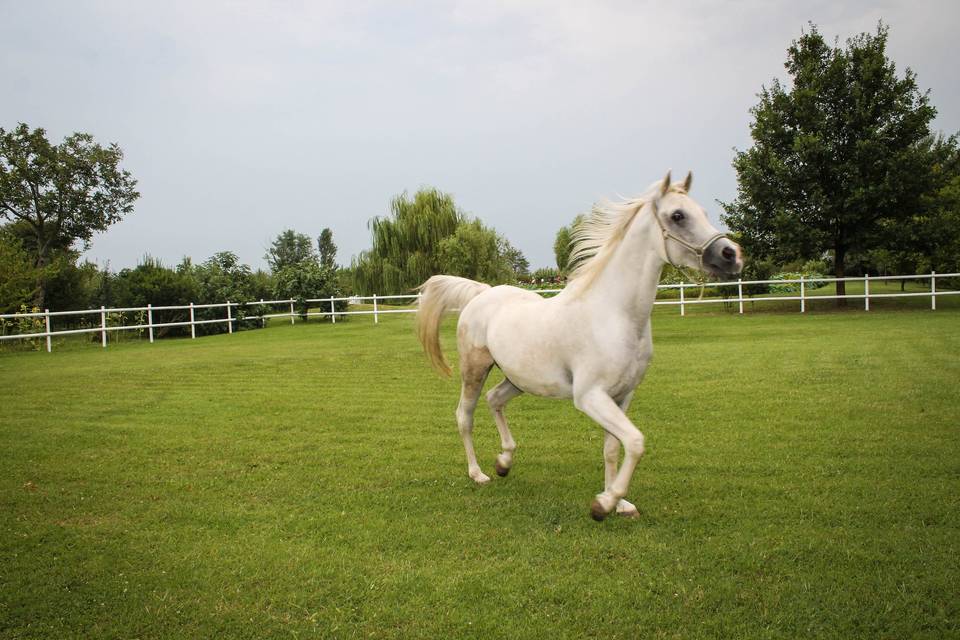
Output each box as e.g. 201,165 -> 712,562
567,180 -> 687,290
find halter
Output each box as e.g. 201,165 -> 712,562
650,196 -> 727,297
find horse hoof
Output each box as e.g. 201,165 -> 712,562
617,506 -> 641,519
494,460 -> 510,477
616,499 -> 640,519
590,499 -> 609,522
470,472 -> 491,485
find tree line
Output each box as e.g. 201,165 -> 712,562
3,22 -> 959,318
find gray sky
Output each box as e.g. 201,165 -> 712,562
2,1 -> 958,272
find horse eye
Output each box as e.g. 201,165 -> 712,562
671,210 -> 685,222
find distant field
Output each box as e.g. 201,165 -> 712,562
1,310 -> 958,638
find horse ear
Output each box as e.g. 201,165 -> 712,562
683,171 -> 693,193
660,171 -> 672,196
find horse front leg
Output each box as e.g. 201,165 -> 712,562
605,393 -> 640,518
575,388 -> 645,521
603,432 -> 641,518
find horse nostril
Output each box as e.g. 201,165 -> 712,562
721,246 -> 736,261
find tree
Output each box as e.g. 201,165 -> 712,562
352,188 -> 523,293
437,219 -> 514,284
112,256 -> 200,308
0,124 -> 139,307
317,227 -> 337,270
501,238 -> 530,279
867,136 -> 960,282
0,228 -> 39,312
272,260 -> 342,319
352,188 -> 463,294
193,251 -> 254,303
266,229 -> 315,272
721,24 -> 939,302
554,214 -> 584,274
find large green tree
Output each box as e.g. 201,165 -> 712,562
266,229 -> 315,272
721,24 -> 940,301
352,188 -> 521,294
351,188 -> 463,294
863,136 -> 960,281
0,124 -> 139,307
437,219 -> 514,283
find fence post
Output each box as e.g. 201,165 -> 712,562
864,274 -> 870,311
290,300 -> 295,325
738,279 -> 744,314
189,303 -> 196,339
100,306 -> 107,348
373,294 -> 379,324
800,275 -> 806,313
679,283 -> 685,317
330,297 -> 336,324
44,309 -> 52,353
260,298 -> 265,328
931,271 -> 936,311
226,301 -> 233,334
147,303 -> 154,343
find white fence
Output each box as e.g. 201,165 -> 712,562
1,272 -> 956,353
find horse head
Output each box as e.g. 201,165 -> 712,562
651,171 -> 743,278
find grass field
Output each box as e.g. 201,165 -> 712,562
2,308 -> 959,638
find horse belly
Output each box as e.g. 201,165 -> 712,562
484,307 -> 575,399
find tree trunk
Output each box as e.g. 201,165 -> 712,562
834,245 -> 847,308
32,253 -> 46,310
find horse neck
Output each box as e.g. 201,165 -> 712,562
576,211 -> 665,321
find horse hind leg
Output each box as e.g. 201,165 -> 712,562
487,379 -> 522,477
456,346 -> 495,484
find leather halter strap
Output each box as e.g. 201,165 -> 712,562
650,197 -> 726,273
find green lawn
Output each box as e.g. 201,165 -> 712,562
1,310 -> 958,638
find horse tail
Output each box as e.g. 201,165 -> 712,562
415,275 -> 491,376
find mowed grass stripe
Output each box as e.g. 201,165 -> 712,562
1,311 -> 958,639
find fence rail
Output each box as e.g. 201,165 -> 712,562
1,272 -> 957,353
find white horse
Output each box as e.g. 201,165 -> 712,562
416,172 -> 743,520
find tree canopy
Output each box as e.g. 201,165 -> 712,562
317,228 -> 337,270
721,23 -> 942,299
0,124 -> 139,307
265,229 -> 315,272
553,214 -> 585,275
352,187 -> 521,294
437,219 -> 514,284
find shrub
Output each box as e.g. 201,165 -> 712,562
769,272 -> 828,293
273,260 -> 346,320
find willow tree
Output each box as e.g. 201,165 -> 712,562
721,24 -> 938,302
352,188 -> 463,294
352,188 -> 522,293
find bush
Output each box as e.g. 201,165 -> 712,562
768,272 -> 828,293
529,267 -> 561,285
273,260 -> 345,320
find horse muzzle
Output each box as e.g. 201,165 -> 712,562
704,238 -> 743,277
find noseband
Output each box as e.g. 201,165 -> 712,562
650,197 -> 726,273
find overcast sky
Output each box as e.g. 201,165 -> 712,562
2,1 -> 958,272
